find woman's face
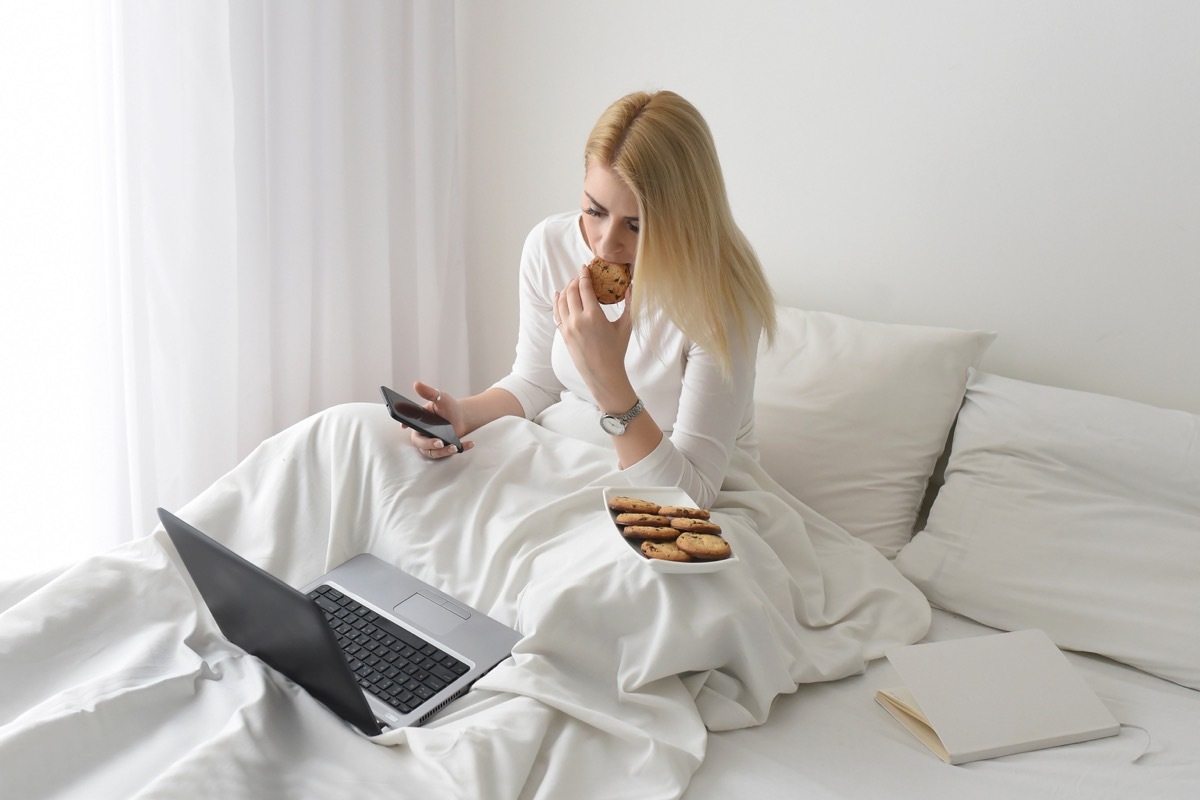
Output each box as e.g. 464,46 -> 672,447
580,160 -> 639,266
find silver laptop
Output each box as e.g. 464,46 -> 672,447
158,508 -> 522,736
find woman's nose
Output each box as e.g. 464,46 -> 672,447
597,222 -> 626,259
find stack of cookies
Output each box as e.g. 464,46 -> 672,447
606,496 -> 732,563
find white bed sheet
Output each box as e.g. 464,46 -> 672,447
0,404 -> 930,800
687,609 -> 1200,799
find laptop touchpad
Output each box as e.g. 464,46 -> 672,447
395,592 -> 464,635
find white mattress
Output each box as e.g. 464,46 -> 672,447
686,609 -> 1200,799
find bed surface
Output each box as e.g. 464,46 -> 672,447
687,609 -> 1200,799
0,404 -> 931,800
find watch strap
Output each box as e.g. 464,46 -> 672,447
612,397 -> 644,424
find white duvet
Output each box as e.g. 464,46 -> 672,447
0,404 -> 930,799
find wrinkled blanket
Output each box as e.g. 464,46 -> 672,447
0,404 -> 929,799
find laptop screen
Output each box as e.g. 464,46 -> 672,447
158,508 -> 381,735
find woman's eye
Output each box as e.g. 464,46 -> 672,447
626,220 -> 640,234
584,206 -> 603,218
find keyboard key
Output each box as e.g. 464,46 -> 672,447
430,664 -> 457,684
314,595 -> 340,615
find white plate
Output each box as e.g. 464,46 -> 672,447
602,487 -> 738,574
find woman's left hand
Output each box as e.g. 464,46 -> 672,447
407,381 -> 475,459
554,264 -> 634,401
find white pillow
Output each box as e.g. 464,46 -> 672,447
754,308 -> 995,557
896,370 -> 1200,689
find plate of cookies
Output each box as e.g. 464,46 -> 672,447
603,487 -> 737,573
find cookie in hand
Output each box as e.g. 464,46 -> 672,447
587,257 -> 631,305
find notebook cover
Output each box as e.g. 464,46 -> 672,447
878,629 -> 1120,764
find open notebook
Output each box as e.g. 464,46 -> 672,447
876,628 -> 1120,764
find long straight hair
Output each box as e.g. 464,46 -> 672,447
584,90 -> 776,377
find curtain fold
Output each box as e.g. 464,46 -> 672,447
2,0 -> 466,578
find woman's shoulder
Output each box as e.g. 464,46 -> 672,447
522,210 -> 589,267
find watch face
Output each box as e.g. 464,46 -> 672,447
600,415 -> 626,436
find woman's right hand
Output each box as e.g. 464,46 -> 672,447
407,381 -> 474,459
554,265 -> 635,408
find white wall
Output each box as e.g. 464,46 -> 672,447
456,1 -> 1199,414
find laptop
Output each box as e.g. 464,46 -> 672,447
158,507 -> 522,736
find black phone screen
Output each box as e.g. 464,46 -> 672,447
379,386 -> 464,453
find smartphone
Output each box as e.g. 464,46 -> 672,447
380,385 -> 464,453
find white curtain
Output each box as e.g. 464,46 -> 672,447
0,0 -> 466,579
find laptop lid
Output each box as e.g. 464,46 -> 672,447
160,508 -> 380,734
157,508 -> 521,736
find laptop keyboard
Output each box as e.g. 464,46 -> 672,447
308,584 -> 469,716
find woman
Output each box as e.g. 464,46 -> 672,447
406,90 -> 777,508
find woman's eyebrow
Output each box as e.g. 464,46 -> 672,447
585,192 -> 638,221
584,192 -> 608,213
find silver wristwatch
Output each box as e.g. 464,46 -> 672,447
599,398 -> 645,436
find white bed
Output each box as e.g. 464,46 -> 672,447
689,609 -> 1200,799
1,306 -> 1196,799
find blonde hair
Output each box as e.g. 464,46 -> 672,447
584,90 -> 776,377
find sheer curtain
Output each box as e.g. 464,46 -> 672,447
1,1 -> 466,580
